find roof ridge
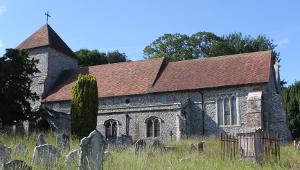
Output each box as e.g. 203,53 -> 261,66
169,50 -> 272,64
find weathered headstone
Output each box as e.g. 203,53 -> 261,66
190,144 -> 197,151
65,149 -> 79,167
32,144 -> 60,168
15,144 -> 27,155
56,133 -> 70,149
152,139 -> 164,150
36,134 -> 46,146
134,139 -> 146,154
197,141 -> 205,152
79,130 -> 107,170
3,160 -> 32,170
297,141 -> 300,151
0,145 -> 11,165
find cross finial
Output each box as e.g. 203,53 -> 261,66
45,11 -> 51,24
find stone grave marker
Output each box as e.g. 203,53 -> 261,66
197,141 -> 205,152
79,130 -> 107,170
0,145 -> 11,165
56,133 -> 70,149
15,144 -> 27,155
32,144 -> 60,168
36,133 -> 46,146
65,149 -> 79,167
134,139 -> 146,154
3,160 -> 32,170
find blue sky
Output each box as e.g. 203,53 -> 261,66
0,0 -> 299,85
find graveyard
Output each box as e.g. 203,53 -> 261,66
0,131 -> 300,170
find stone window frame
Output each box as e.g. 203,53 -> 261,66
145,116 -> 163,138
104,119 -> 121,139
215,94 -> 240,127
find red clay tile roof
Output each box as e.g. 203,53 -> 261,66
45,51 -> 272,102
45,57 -> 165,101
17,24 -> 76,58
149,51 -> 272,93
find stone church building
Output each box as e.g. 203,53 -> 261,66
17,24 -> 291,141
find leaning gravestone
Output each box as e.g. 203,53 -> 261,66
0,145 -> 11,165
3,160 -> 32,170
134,139 -> 146,154
65,149 -> 79,167
15,144 -> 27,155
32,144 -> 60,168
56,133 -> 70,149
79,130 -> 107,170
36,134 -> 47,146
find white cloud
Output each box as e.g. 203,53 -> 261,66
0,40 -> 2,49
0,5 -> 6,16
277,38 -> 289,48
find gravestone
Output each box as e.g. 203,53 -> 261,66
32,144 -> 60,168
190,144 -> 197,151
65,149 -> 79,167
79,130 -> 107,170
134,139 -> 146,154
0,145 -> 11,165
36,134 -> 46,146
15,144 -> 27,155
56,133 -> 70,149
152,139 -> 164,150
3,160 -> 32,170
197,141 -> 205,152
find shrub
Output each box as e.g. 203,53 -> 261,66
71,74 -> 98,138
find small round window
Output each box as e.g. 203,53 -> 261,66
125,99 -> 130,104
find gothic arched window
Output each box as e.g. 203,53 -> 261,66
216,96 -> 238,126
146,117 -> 162,138
104,119 -> 119,139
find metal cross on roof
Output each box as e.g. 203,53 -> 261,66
45,11 -> 51,24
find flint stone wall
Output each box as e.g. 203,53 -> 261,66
28,47 -> 77,110
46,83 -> 290,141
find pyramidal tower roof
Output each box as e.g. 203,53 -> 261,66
17,24 -> 76,58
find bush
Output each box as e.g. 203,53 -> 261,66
71,74 -> 98,138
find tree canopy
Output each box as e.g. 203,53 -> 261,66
71,74 -> 98,138
76,49 -> 128,66
0,49 -> 39,125
144,32 -> 279,61
283,82 -> 300,140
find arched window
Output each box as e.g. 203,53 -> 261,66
216,96 -> 238,126
146,120 -> 153,137
230,96 -> 237,125
146,117 -> 162,138
217,99 -> 223,125
224,97 -> 230,125
154,119 -> 160,137
104,119 -> 119,139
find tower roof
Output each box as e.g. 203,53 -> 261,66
17,24 -> 76,58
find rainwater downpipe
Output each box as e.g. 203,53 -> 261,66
199,92 -> 205,136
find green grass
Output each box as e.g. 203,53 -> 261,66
0,133 -> 299,170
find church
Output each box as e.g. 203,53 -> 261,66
17,24 -> 291,142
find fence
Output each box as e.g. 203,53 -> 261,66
220,130 -> 280,164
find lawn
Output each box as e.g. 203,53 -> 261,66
0,133 -> 299,170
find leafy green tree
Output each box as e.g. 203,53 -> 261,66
106,50 -> 127,64
71,74 -> 98,138
76,49 -> 107,66
0,49 -> 39,125
144,32 -> 279,61
144,33 -> 197,61
76,49 -> 128,66
283,81 -> 300,140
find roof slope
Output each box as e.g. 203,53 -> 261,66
46,57 -> 165,101
17,24 -> 76,58
150,51 -> 272,93
45,51 -> 272,102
